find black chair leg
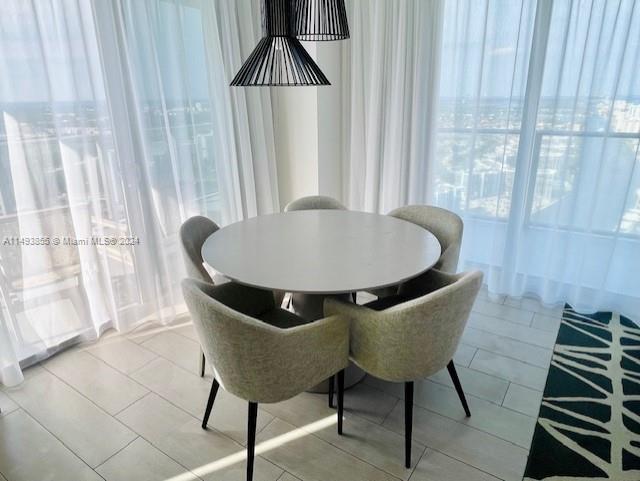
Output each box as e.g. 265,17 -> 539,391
247,402 -> 258,481
328,375 -> 335,408
202,378 -> 219,429
405,381 -> 413,469
199,350 -> 206,377
352,292 -> 357,304
337,370 -> 345,435
447,360 -> 471,417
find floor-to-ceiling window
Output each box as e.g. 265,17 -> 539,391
0,0 -> 277,387
342,0 -> 639,316
433,0 -> 640,314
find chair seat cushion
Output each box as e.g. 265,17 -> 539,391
258,307 -> 310,329
364,294 -> 408,311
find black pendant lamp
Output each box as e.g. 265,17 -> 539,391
293,0 -> 350,41
231,0 -> 330,87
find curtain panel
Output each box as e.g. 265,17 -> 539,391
341,0 -> 444,213
0,0 -> 278,387
342,0 -> 640,317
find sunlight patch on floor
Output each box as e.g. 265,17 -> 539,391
163,414 -> 337,481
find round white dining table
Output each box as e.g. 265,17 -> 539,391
201,209 -> 442,389
202,209 -> 441,295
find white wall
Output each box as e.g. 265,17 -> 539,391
271,83 -> 319,207
317,43 -> 344,202
271,42 -> 344,208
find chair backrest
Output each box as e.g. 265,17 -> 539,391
179,216 -> 219,283
351,270 -> 482,382
181,279 -> 349,403
284,195 -> 347,212
388,205 -> 463,273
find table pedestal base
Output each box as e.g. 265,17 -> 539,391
290,292 -> 367,392
307,363 -> 366,393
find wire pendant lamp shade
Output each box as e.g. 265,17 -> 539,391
231,0 -> 330,87
293,0 -> 350,41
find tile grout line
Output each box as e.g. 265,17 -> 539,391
500,382 -> 512,407
84,341 -> 159,377
121,351 -> 302,454
262,398 -> 416,480
453,335 -> 553,370
424,446 -> 507,481
460,346 -> 479,368
363,382 -> 534,450
39,357 -> 149,422
124,355 -> 279,446
498,294 -> 565,313
470,349 -> 547,392
112,390 -> 153,418
252,416 -> 305,480
471,310 -> 558,334
117,395 -> 280,481
407,446 -> 506,481
7,354 -> 219,476
406,444 -> 428,480
377,412 -> 521,481
471,347 -> 547,372
264,413 -> 405,481
2,408 -> 107,479
44,349 -> 153,403
466,323 -> 554,350
108,431 -> 208,481
507,380 -> 544,394
258,397 -> 425,479
122,351 -> 162,377
133,338 -> 205,377
365,373 -> 511,412
379,397 -> 401,426
430,363 -> 512,393
93,435 -> 140,471
255,407 -> 278,438
2,370 -> 137,446
170,324 -> 201,343
470,314 -> 558,332
118,375 -> 259,451
468,346 -> 481,367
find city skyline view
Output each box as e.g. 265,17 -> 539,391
3,94 -> 638,235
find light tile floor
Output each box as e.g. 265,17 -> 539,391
0,290 -> 562,481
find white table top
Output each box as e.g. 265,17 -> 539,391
202,210 -> 441,294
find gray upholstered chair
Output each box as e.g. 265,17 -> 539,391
367,205 -> 463,299
325,269 -> 483,468
284,195 -> 347,212
391,205 -> 463,273
180,216 -> 220,377
182,279 -> 349,481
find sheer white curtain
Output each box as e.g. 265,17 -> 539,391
432,0 -> 640,316
342,0 -> 640,317
341,0 -> 444,213
0,0 -> 278,387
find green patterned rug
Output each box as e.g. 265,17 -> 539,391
524,306 -> 640,480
